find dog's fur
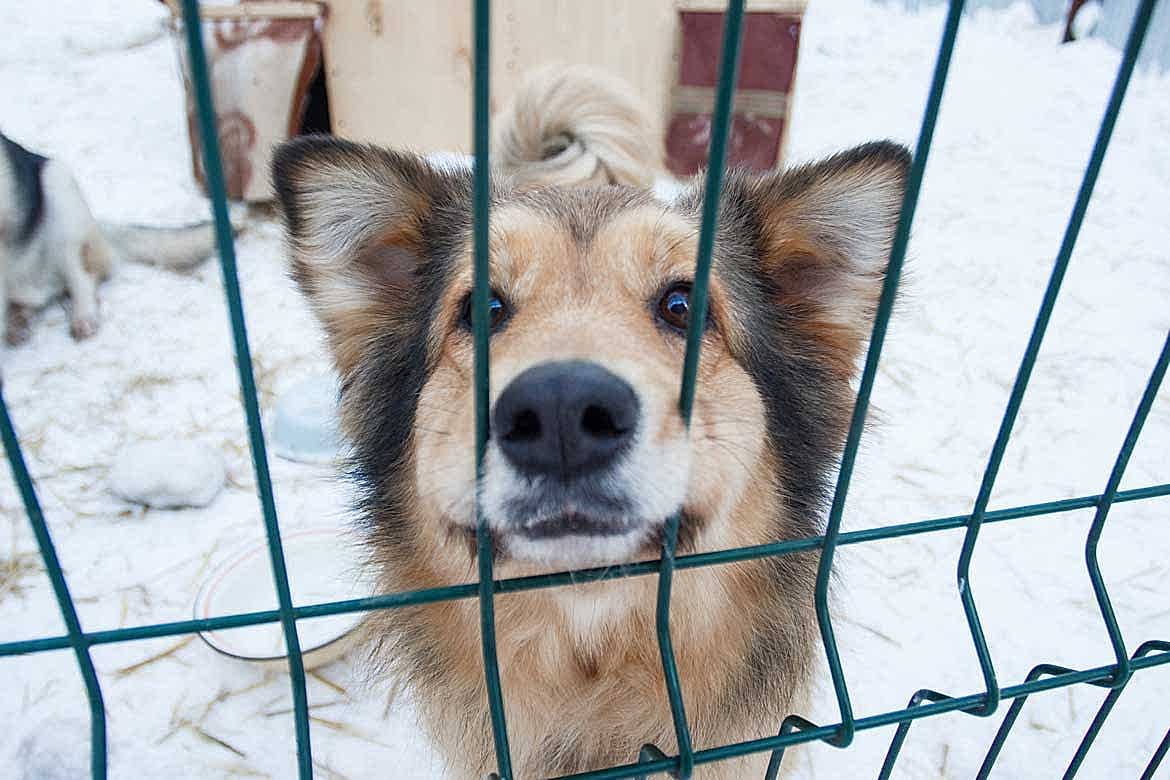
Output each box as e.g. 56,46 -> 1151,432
273,66 -> 910,778
0,129 -> 229,346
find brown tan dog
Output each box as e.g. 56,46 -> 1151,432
273,67 -> 909,778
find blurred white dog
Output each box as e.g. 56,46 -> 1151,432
0,129 -> 233,346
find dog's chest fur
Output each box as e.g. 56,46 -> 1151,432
373,584 -> 790,778
361,471 -> 818,779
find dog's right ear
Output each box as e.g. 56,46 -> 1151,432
272,137 -> 471,376
713,141 -> 910,378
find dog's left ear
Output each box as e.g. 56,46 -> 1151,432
722,141 -> 911,375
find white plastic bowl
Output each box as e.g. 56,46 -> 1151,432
193,528 -> 368,670
269,374 -> 345,465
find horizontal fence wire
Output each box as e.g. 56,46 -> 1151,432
634,744 -> 671,780
179,0 -> 314,776
2,481 -> 1168,659
0,0 -> 1166,779
973,665 -> 1100,779
763,716 -> 818,780
875,343 -> 1170,780
877,688 -> 975,780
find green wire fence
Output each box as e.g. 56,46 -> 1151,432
0,0 -> 1167,777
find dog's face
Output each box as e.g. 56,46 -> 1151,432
274,139 -> 908,575
414,198 -> 760,567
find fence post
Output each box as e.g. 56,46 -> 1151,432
469,1 -> 514,778
177,1 -> 314,775
654,1 -> 746,777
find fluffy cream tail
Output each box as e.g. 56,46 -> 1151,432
493,65 -> 661,188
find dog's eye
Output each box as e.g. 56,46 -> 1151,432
657,283 -> 693,331
460,292 -> 509,332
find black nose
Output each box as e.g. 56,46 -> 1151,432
493,360 -> 639,479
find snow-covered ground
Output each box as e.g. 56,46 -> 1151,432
1,1 -> 1168,778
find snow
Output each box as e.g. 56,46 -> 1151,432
14,717 -> 90,780
1,1 -> 1168,778
109,440 -> 226,509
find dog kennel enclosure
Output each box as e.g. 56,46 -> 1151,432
1,0 -> 1168,778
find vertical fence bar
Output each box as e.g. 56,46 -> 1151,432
814,0 -> 966,747
634,744 -> 670,780
675,0 -> 744,426
1064,640 -> 1170,778
955,0 -> 1157,720
177,1 -> 313,776
470,0 -> 513,777
1083,330 -> 1170,687
0,391 -> 107,780
659,1 -> 745,776
763,715 -> 818,780
973,664 -> 1099,779
877,690 -> 954,780
1140,727 -> 1170,780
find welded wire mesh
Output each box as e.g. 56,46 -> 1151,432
0,0 -> 1167,778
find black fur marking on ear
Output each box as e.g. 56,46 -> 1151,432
680,141 -> 910,538
271,135 -> 479,558
344,177 -> 473,557
273,135 -> 482,252
354,268 -> 470,557
728,170 -> 853,532
345,265 -> 453,555
1,132 -> 49,247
